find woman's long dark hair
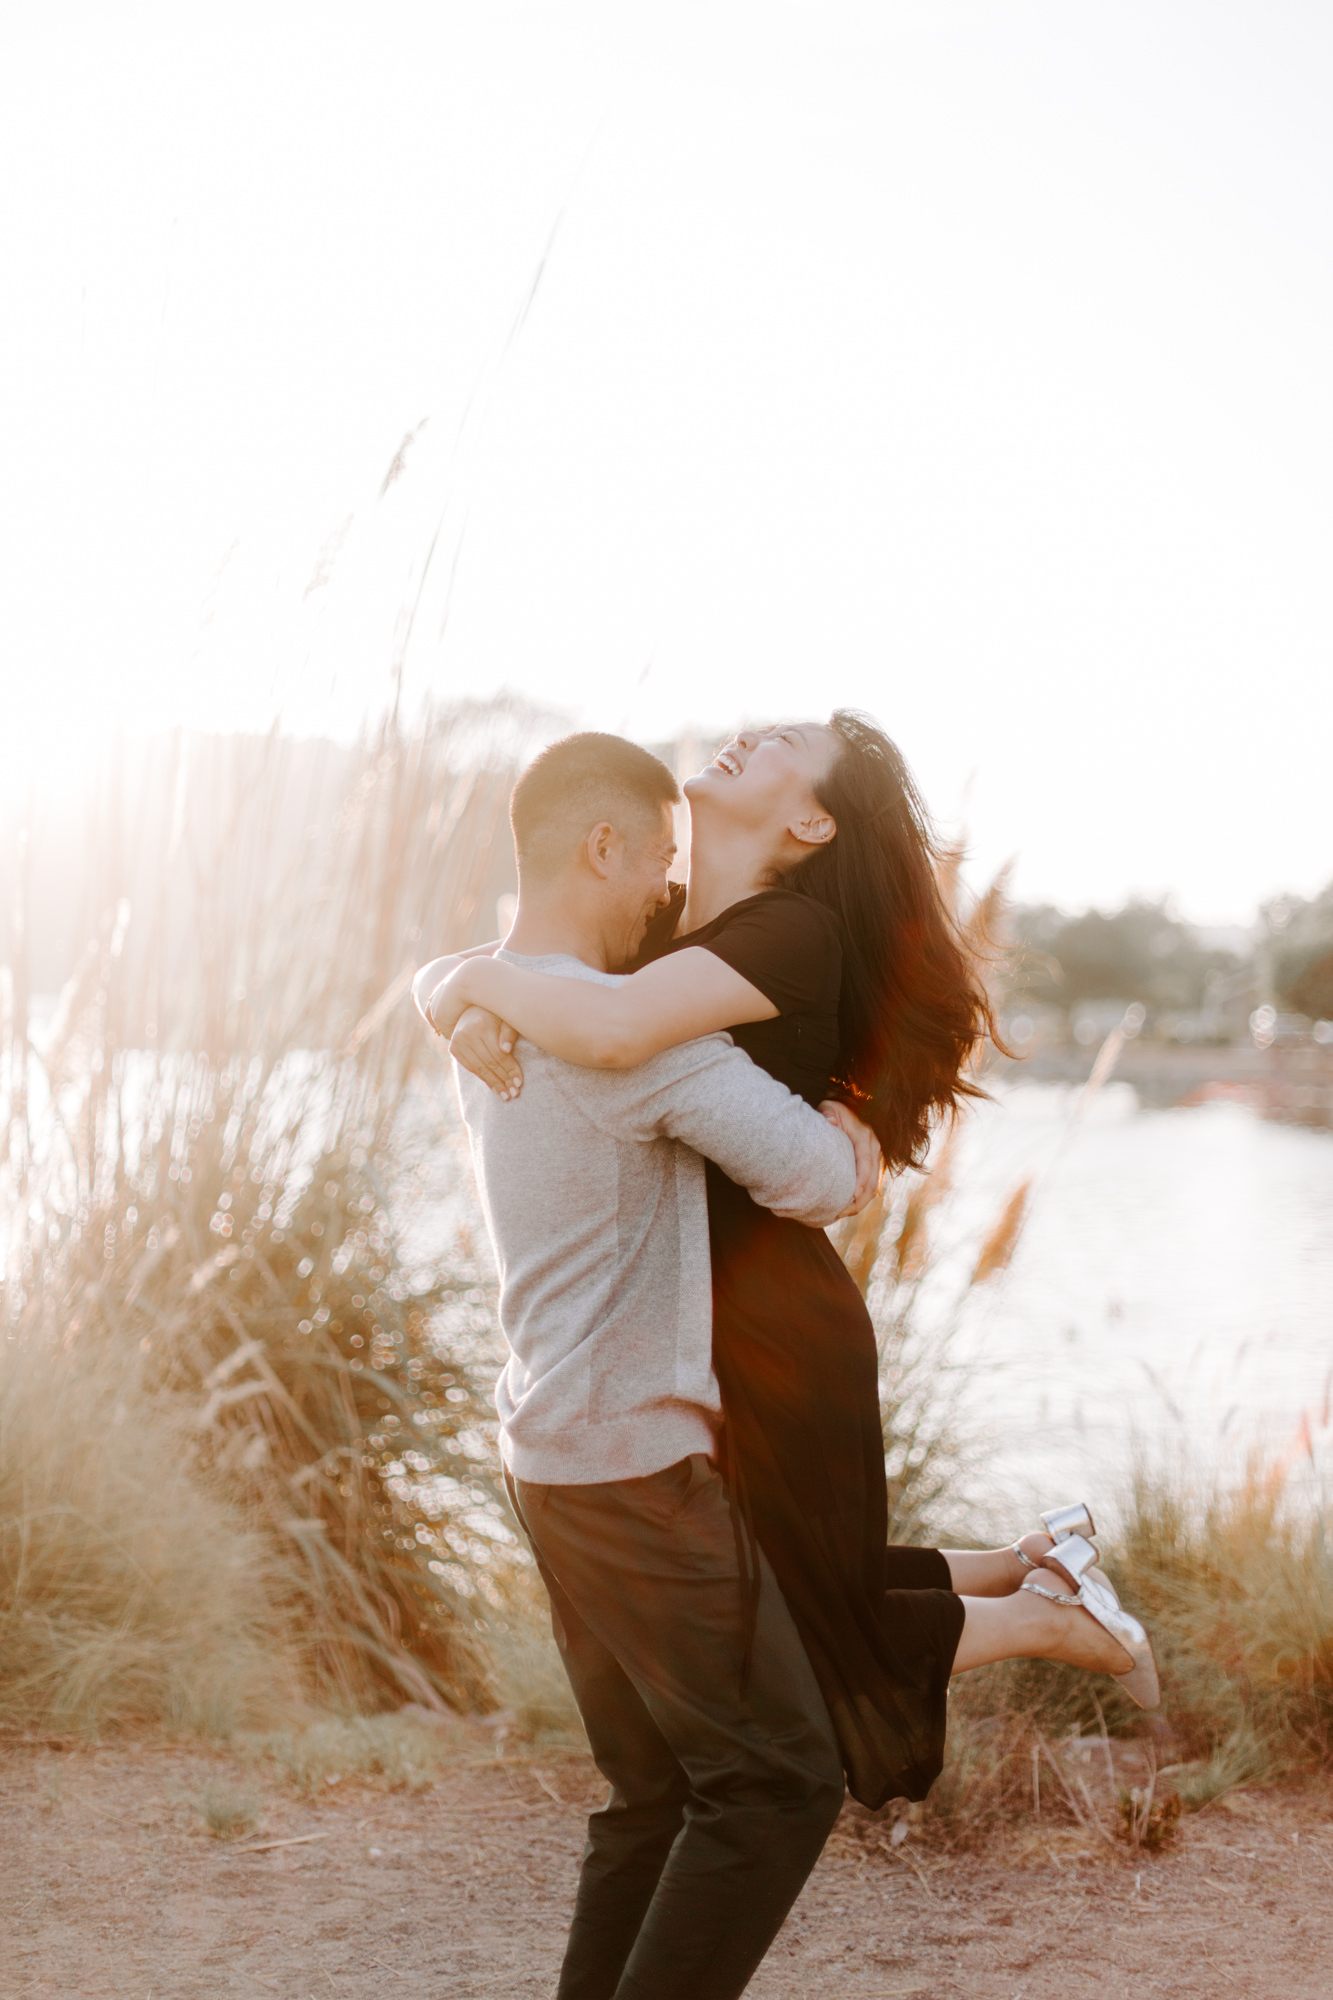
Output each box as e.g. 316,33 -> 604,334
785,709 -> 999,1171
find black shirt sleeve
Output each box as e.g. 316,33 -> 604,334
698,892 -> 842,1018
637,883 -> 687,963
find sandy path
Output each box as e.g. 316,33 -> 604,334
3,1741 -> 1331,1998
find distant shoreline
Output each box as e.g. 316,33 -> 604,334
994,1041 -> 1333,1126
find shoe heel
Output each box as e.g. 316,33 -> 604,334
1040,1500 -> 1097,1542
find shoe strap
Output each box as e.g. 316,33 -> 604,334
1022,1576 -> 1081,1607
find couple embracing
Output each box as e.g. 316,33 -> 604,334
414,712 -> 1158,2000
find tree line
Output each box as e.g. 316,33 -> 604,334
1003,881 -> 1333,1025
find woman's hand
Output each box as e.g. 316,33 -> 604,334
817,1099 -> 883,1218
449,1006 -> 524,1099
425,961 -> 482,1040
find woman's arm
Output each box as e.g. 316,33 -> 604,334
430,947 -> 778,1068
411,940 -> 503,1032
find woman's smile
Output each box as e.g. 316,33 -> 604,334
686,726 -> 838,843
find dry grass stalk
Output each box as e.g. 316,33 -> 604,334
969,1176 -> 1032,1286
1116,1755 -> 1182,1851
891,1128 -> 956,1285
233,1832 -> 328,1854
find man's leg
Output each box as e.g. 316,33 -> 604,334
514,1456 -> 844,2000
509,1477 -> 694,1998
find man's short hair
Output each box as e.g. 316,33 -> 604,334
510,733 -> 679,877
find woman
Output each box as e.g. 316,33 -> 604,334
425,711 -> 1156,1807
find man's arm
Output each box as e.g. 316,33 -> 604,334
577,1036 -> 859,1228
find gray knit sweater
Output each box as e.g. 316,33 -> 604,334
453,951 -> 855,1485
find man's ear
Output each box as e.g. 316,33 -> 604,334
789,810 -> 836,849
583,821 -> 620,878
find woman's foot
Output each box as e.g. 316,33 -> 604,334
1018,1569 -> 1135,1675
943,1502 -> 1099,1598
1026,1535 -> 1161,1707
1012,1530 -> 1058,1579
951,1572 -> 1134,1678
951,1531 -> 1159,1705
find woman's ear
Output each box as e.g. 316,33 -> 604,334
789,810 -> 836,849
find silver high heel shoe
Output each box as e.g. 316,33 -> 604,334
1010,1499 -> 1098,1571
1021,1533 -> 1161,1710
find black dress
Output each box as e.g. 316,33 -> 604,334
639,887 -> 965,1808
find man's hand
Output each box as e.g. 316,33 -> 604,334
450,1006 -> 525,1100
817,1099 -> 883,1218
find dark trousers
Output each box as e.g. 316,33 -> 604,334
507,1455 -> 845,2000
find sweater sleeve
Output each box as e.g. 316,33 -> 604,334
573,1035 -> 856,1227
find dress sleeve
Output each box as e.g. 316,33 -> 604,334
634,883 -> 687,965
699,892 -> 842,1018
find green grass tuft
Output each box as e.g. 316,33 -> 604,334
239,1713 -> 454,1794
197,1783 -> 260,1839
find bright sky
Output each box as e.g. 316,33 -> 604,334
3,1 -> 1331,922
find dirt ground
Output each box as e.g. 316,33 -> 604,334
4,1738 -> 1332,1999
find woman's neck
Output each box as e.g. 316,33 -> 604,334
679,824 -> 783,936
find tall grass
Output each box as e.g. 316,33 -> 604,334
1117,1460 -> 1333,1770
1,700 -> 548,1733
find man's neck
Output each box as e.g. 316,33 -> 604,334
679,823 -> 779,936
503,886 -> 612,972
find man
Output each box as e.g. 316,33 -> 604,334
414,733 -> 871,2000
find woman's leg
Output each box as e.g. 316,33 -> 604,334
940,1532 -> 1054,1597
951,1581 -> 1134,1677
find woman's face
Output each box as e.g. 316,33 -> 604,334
683,721 -> 840,851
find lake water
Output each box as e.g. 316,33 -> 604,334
930,1085 -> 1333,1533
21,1008 -> 1325,1543
413,1068 -> 1333,1535
416,1068 -> 1333,1535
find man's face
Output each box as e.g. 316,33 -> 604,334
604,803 -> 677,968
